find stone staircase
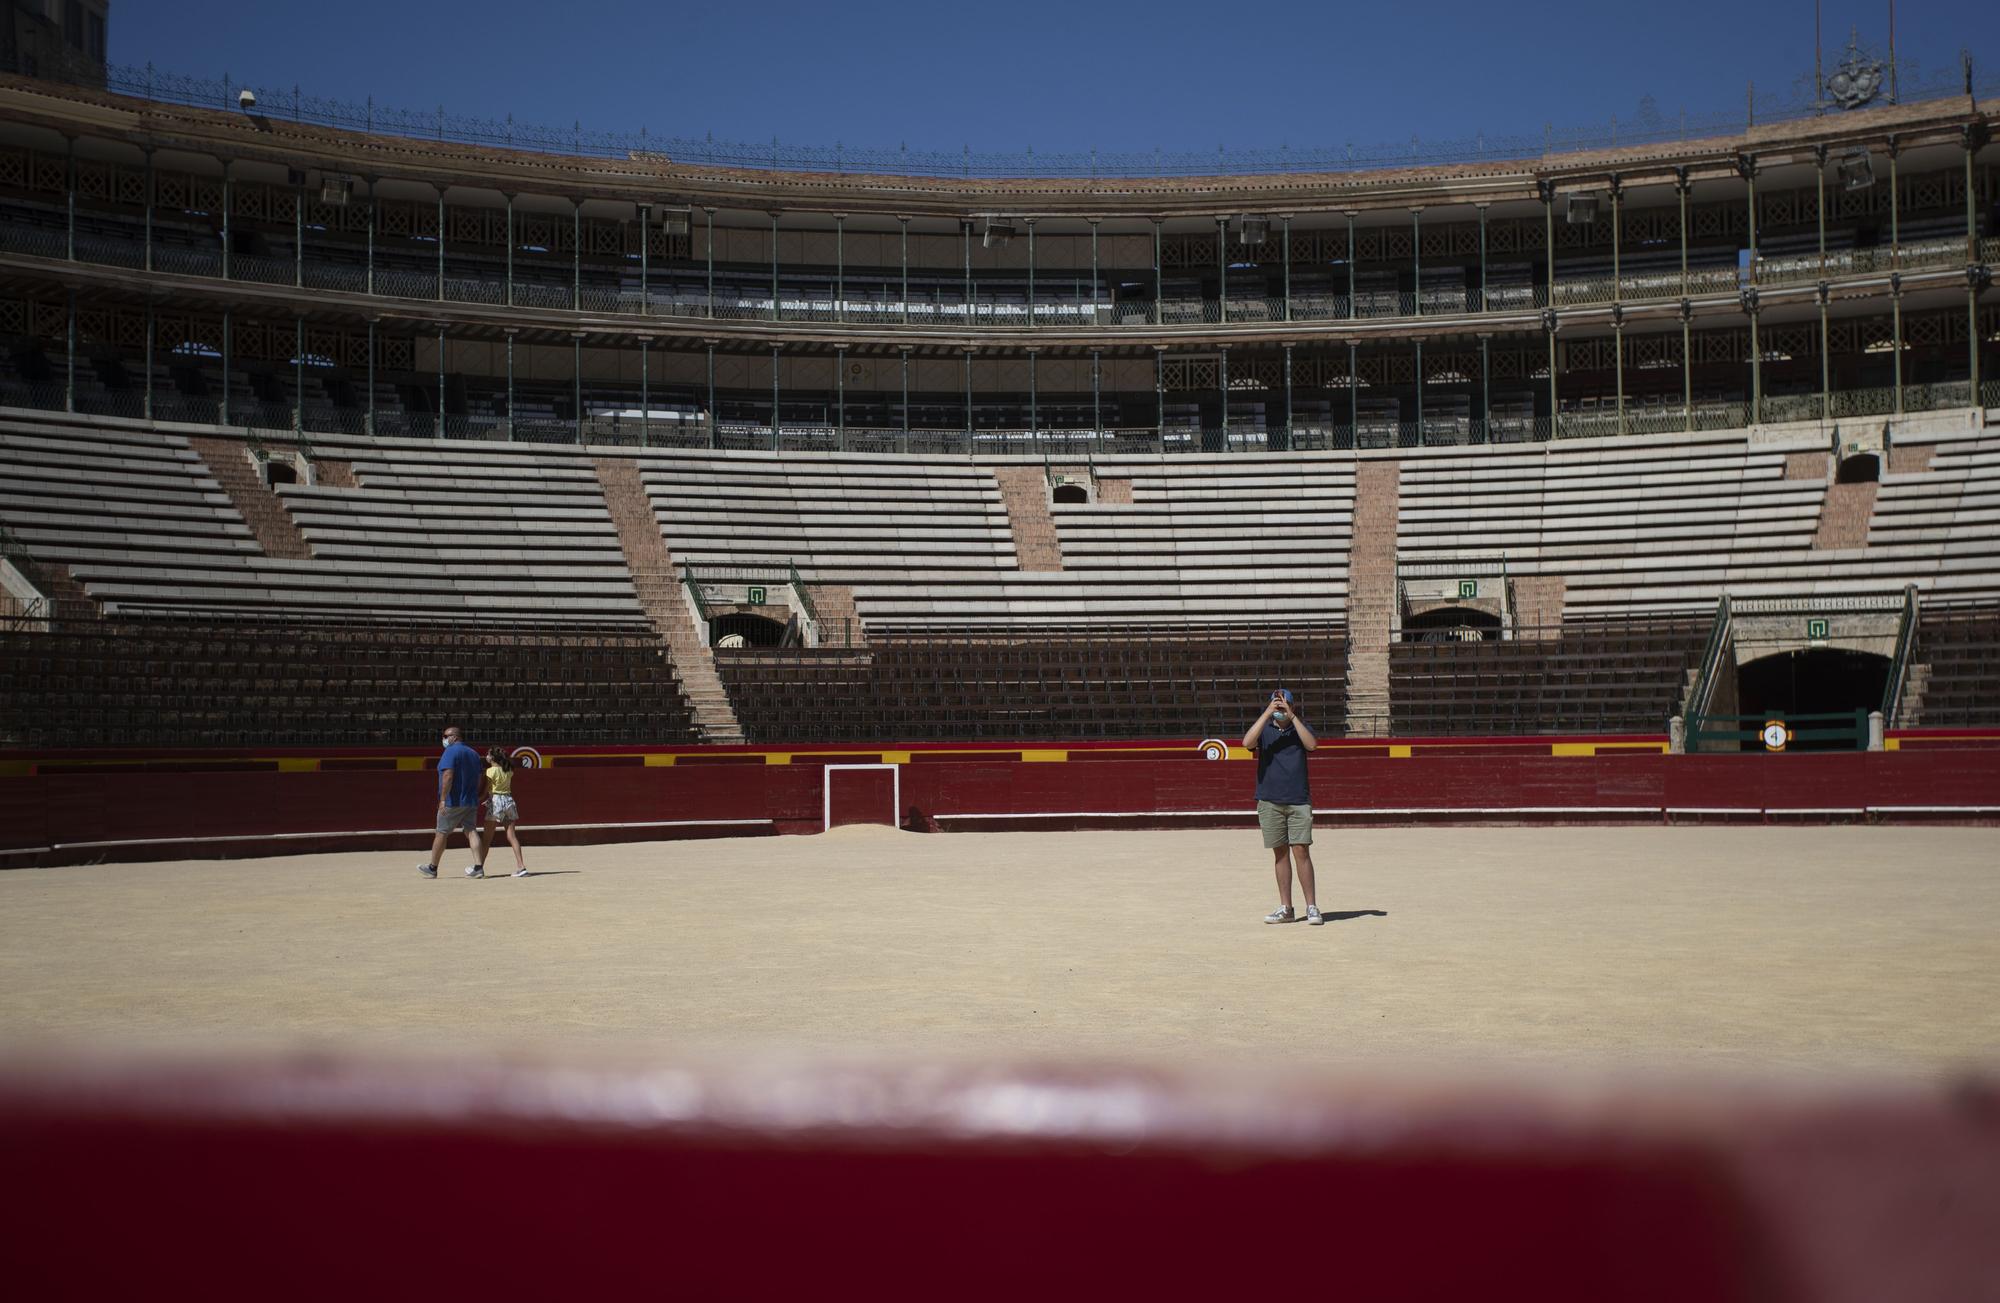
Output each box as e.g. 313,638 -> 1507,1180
805,581 -> 867,649
993,467 -> 1063,570
189,437 -> 312,559
593,456 -> 744,744
1813,480 -> 1880,549
1893,663 -> 1931,726
1344,459 -> 1401,735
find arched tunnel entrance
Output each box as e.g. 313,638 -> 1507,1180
1734,649 -> 1889,750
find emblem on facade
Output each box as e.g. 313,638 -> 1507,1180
1824,37 -> 1885,111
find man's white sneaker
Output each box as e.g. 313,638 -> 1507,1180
464,865 -> 484,879
418,863 -> 437,879
1306,906 -> 1324,926
1264,906 -> 1295,924
512,867 -> 529,878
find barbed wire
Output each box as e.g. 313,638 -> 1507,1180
25,53 -> 1998,179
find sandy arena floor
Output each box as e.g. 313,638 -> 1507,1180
1,825 -> 1995,1080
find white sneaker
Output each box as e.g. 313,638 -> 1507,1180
1306,906 -> 1324,926
1264,906 -> 1295,924
512,867 -> 529,878
464,865 -> 484,879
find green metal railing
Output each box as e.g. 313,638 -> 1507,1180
1686,710 -> 1871,752
1880,585 -> 1921,728
1682,594 -> 1733,723
786,562 -> 820,626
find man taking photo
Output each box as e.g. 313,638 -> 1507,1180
1242,688 -> 1320,925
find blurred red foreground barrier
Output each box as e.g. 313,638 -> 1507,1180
0,1053 -> 1995,1301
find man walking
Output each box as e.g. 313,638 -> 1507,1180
1242,689 -> 1320,924
420,723 -> 487,879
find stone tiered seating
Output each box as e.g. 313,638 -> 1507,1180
0,415 -> 651,628
0,617 -> 700,748
1396,426 -> 2000,616
715,622 -> 1347,743
1867,436 -> 2000,596
1910,602 -> 2000,727
1388,616 -> 1708,736
644,452 -> 1350,627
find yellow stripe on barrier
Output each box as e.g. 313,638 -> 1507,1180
276,758 -> 319,773
1021,750 -> 1068,762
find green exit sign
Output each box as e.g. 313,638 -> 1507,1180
1458,580 -> 1477,599
1806,617 -> 1829,641
748,586 -> 768,605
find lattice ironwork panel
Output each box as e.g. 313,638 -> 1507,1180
1689,202 -> 1744,240
110,310 -> 144,350
1906,312 -> 1951,347
1423,351 -> 1478,383
232,320 -> 274,361
1625,332 -> 1684,368
1382,353 -> 1416,384
1234,358 -> 1281,390
155,171 -> 190,210
1562,337 -> 1615,371
1486,217 -> 1543,255
29,153 -> 64,195
1901,171 -> 1962,215
1161,358 -> 1218,392
1381,226 -> 1413,260
338,331 -> 370,370
190,178 -> 223,214
113,165 -> 145,206
0,298 -> 24,337
1353,228 -> 1386,262
382,337 -> 414,371
1691,328 -> 1749,364
588,218 -> 622,257
29,300 -> 64,340
454,206 -> 503,247
1354,354 -> 1389,386
75,161 -> 111,203
75,308 -> 109,344
1160,233 -> 1218,270
0,147 -> 27,190
1766,324 -> 1819,359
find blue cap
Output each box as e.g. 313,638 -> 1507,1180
1273,688 -> 1293,703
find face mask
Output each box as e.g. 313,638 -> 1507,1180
1271,711 -> 1288,726
441,737 -> 453,750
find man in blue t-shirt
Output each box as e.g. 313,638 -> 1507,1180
1241,688 -> 1321,924
419,723 -> 489,879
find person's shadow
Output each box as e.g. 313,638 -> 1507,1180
1317,909 -> 1387,922
509,870 -> 582,878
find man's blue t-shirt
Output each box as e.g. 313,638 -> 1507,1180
437,741 -> 483,807
1254,723 -> 1311,804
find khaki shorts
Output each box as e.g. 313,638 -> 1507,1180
1257,800 -> 1314,848
435,804 -> 479,835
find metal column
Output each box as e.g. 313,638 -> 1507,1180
1281,216 -> 1292,322
1887,141 -> 1901,268
769,211 -> 780,322
65,137 -> 75,261
436,324 -> 445,438
1819,284 -> 1832,424
572,200 -> 581,308
293,317 -> 303,434
1541,182 -> 1554,311
1217,217 -> 1228,324
834,215 -> 844,323
1677,170 -> 1690,296
504,194 -> 514,306
1152,220 -> 1163,325
1967,126 -> 1985,406
1027,219 -> 1037,327
1345,212 -> 1357,319
637,203 -> 648,315
964,220 -> 973,326
1348,341 -> 1358,444
1478,334 -> 1490,443
1746,298 -> 1762,425
1891,278 -> 1904,414
1412,340 -> 1422,445
505,331 -> 515,441
639,338 -> 649,448
835,345 -> 846,450
1089,220 -> 1101,325
143,301 -> 153,421
434,191 -> 443,300
1155,348 -> 1166,448
63,289 -> 74,412
1218,347 -> 1228,449
1282,343 -> 1293,448
142,147 -> 153,272
365,319 -> 375,436
705,208 -> 716,318
1411,209 -> 1421,318
1613,312 -> 1625,434
1742,156 -> 1759,284
221,164 -> 231,280
770,344 -> 780,449
706,341 -> 718,449
1476,204 -> 1487,311
365,177 -> 376,296
1545,316 -> 1559,440
964,349 -> 974,454
294,176 -> 304,288
900,348 -> 910,451
1681,303 -> 1693,432
221,307 -> 231,425
1091,349 -> 1103,450
900,217 -> 910,326
573,334 -> 582,443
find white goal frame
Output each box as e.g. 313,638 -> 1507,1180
822,763 -> 901,832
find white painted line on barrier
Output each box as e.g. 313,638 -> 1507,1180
48,818 -> 773,852
824,763 -> 901,832
1865,805 -> 2000,814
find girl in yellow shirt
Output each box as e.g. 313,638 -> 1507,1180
482,747 -> 529,878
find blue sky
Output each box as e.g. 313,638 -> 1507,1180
114,1 -> 1998,160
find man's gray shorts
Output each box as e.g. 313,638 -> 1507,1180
436,804 -> 479,836
1258,800 -> 1313,848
